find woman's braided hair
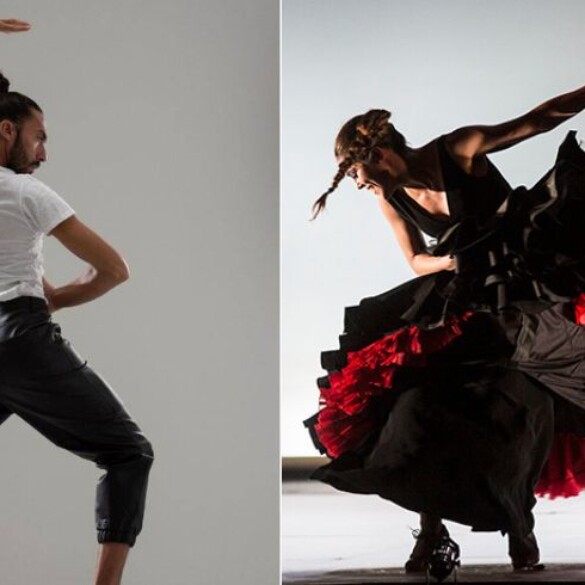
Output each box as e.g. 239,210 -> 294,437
0,71 -> 42,126
311,109 -> 406,219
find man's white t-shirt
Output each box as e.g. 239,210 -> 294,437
0,165 -> 75,302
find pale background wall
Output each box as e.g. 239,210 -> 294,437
0,1 -> 278,584
282,0 -> 585,456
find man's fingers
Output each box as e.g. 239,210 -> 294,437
1,18 -> 31,26
0,19 -> 31,33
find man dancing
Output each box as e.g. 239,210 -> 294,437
0,40 -> 153,585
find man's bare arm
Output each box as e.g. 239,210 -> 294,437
44,216 -> 129,312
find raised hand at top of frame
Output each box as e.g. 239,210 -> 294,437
0,19 -> 31,33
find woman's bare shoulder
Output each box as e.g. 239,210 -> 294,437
437,129 -> 489,176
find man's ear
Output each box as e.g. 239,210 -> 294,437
0,119 -> 17,143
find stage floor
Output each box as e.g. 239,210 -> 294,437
282,480 -> 585,584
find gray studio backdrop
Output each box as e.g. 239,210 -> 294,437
0,1 -> 278,584
282,0 -> 585,456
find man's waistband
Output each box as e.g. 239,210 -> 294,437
0,295 -> 48,314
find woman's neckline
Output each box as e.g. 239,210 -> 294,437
396,136 -> 452,221
397,186 -> 452,222
393,134 -> 490,222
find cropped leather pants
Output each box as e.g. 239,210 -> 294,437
0,296 -> 153,546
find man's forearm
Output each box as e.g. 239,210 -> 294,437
45,267 -> 128,311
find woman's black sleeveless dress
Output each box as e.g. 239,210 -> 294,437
304,131 -> 585,538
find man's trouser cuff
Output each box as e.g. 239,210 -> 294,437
97,529 -> 137,547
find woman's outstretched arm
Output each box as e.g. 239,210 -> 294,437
377,196 -> 455,275
447,83 -> 585,161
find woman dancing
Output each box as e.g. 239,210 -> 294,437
305,82 -> 585,579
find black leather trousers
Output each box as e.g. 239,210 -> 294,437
0,296 -> 153,546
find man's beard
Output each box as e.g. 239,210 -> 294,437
6,133 -> 37,174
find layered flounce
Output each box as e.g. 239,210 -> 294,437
314,312 -> 473,458
536,433 -> 585,499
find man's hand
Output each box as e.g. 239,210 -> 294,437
42,277 -> 57,313
0,19 -> 31,33
45,294 -> 57,314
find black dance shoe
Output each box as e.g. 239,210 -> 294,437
508,531 -> 545,571
405,524 -> 460,581
428,531 -> 461,582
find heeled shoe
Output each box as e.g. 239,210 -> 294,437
405,526 -> 444,573
405,524 -> 461,581
508,531 -> 545,571
428,532 -> 461,582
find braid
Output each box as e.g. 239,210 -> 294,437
311,108 -> 406,219
310,158 -> 352,220
358,109 -> 392,148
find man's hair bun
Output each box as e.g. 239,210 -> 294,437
0,72 -> 10,94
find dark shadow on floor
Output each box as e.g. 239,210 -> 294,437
283,564 -> 585,584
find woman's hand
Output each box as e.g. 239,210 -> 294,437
442,255 -> 456,272
410,253 -> 456,275
0,19 -> 31,33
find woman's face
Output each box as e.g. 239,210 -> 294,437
337,147 -> 408,197
339,148 -> 399,197
344,161 -> 384,196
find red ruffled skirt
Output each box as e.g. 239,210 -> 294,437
313,294 -> 585,500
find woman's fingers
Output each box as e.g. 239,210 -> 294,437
0,19 -> 31,33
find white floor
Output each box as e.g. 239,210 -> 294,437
282,480 -> 585,578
